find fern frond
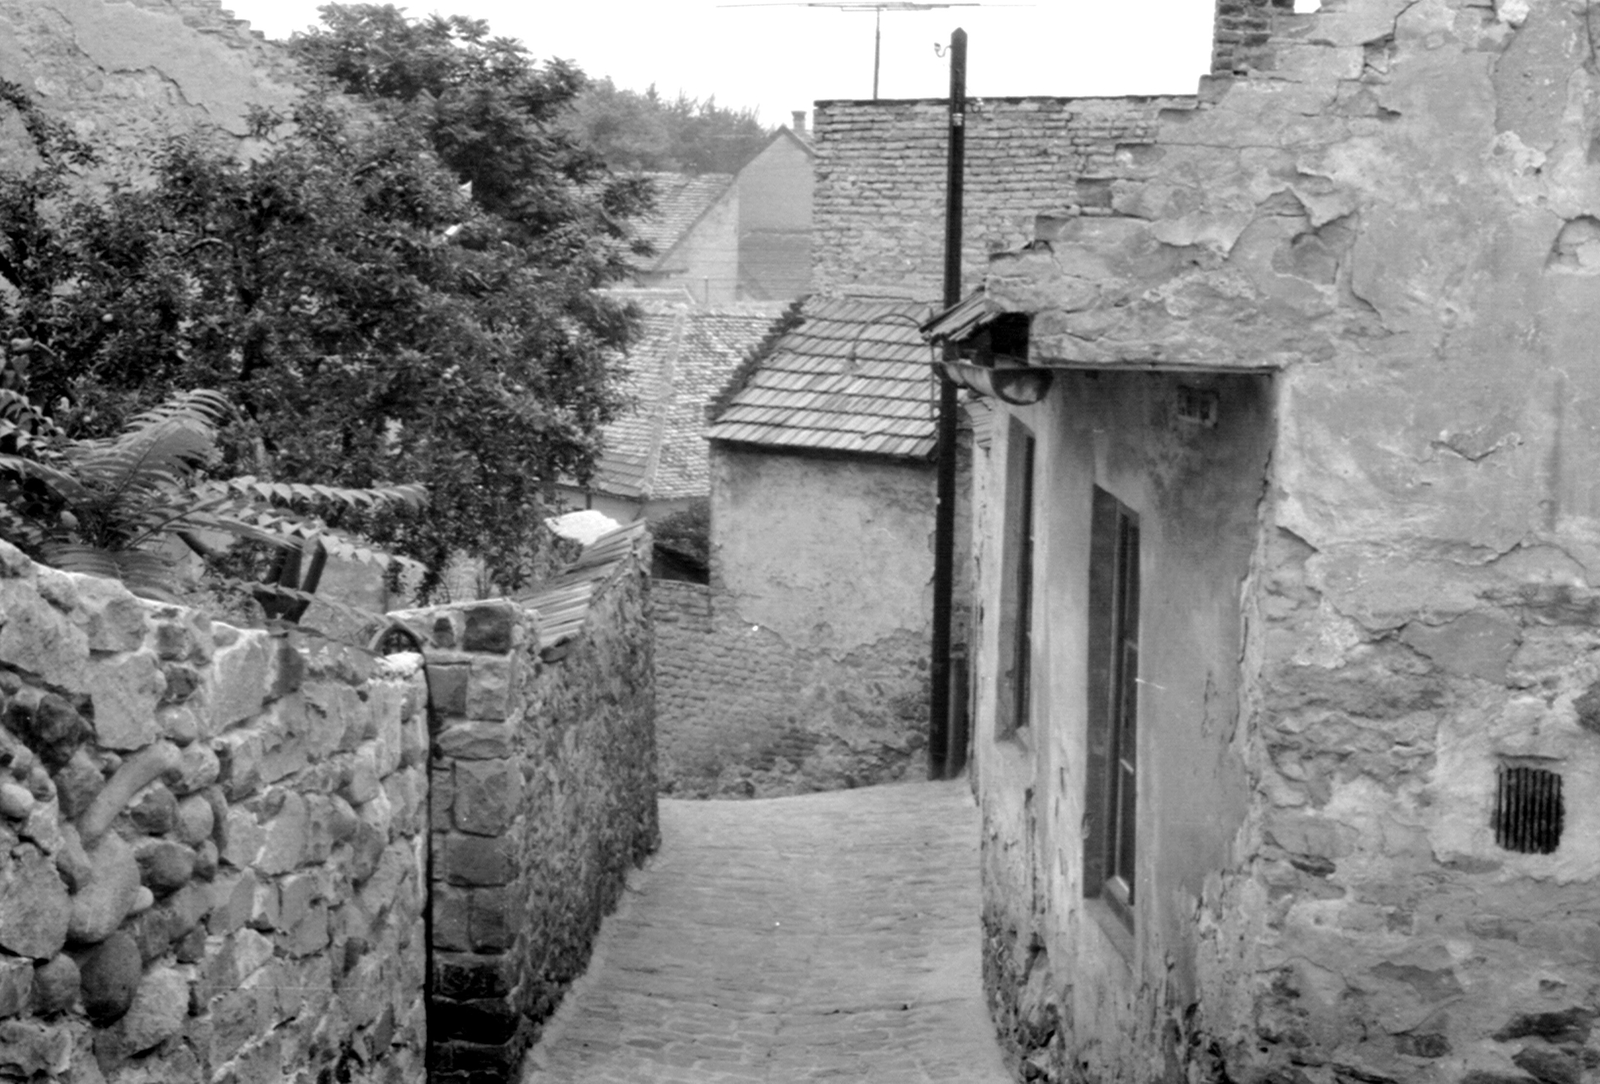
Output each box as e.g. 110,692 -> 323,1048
40,545 -> 181,601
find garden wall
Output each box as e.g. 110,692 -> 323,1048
392,528 -> 658,1083
0,540 -> 429,1084
0,530 -> 658,1084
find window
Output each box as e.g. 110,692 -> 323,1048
996,423 -> 1037,737
1085,487 -> 1140,928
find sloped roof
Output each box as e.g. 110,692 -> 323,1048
519,522 -> 649,653
706,296 -> 938,459
632,172 -> 734,267
591,305 -> 782,501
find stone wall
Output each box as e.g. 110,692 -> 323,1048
653,578 -> 928,797
394,537 -> 658,1083
0,0 -> 307,173
811,96 -> 1192,298
0,540 -> 428,1084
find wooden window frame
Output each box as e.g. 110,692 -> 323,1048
995,422 -> 1037,738
1084,486 -> 1140,930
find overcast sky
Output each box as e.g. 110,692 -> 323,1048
221,1 -> 1221,125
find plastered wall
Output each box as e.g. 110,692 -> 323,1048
973,0 -> 1600,1082
0,0 -> 305,173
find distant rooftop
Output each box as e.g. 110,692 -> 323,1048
707,295 -> 938,460
631,173 -> 733,266
591,305 -> 783,501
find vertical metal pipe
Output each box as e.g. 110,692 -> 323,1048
929,28 -> 965,780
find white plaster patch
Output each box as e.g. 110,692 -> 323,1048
1496,0 -> 1530,27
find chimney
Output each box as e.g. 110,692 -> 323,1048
791,110 -> 808,136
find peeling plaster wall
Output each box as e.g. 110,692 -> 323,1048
975,1 -> 1600,1082
0,0 -> 306,172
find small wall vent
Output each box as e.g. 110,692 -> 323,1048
1494,765 -> 1564,854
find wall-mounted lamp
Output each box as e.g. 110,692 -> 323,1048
921,290 -> 1052,406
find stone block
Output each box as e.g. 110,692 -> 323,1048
434,952 -> 512,1000
205,981 -> 274,1066
127,781 -> 177,834
0,956 -> 31,1018
453,759 -> 521,836
343,744 -> 381,805
205,632 -> 274,732
67,831 -> 142,946
175,794 -> 214,846
462,603 -> 518,654
468,887 -> 514,952
432,996 -> 521,1044
0,1019 -> 72,1078
442,833 -> 514,887
209,869 -> 256,935
467,657 -> 515,722
31,954 -> 78,1016
79,930 -> 141,1025
86,651 -> 166,750
171,742 -> 220,796
213,730 -> 264,801
436,721 -> 513,760
428,664 -> 470,718
0,581 -> 89,691
0,844 -> 69,959
221,805 -> 265,870
256,790 -> 308,874
432,884 -> 471,951
134,838 -> 196,895
117,965 -> 187,1054
279,899 -> 329,958
74,575 -> 148,654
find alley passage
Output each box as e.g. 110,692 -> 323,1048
521,780 -> 1013,1083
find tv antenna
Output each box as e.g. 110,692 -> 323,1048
721,2 -> 1012,99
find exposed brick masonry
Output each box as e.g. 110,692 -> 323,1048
811,96 -> 1192,298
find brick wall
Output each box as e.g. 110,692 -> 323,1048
0,542 -> 429,1084
652,579 -> 927,798
1211,0 -> 1296,76
811,96 -> 1193,298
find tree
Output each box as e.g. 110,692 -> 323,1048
564,79 -> 773,175
0,4 -> 651,600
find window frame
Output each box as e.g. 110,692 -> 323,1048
995,421 -> 1038,739
1084,486 -> 1141,930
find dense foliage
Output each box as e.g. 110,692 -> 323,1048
563,79 -> 773,175
0,5 -> 655,599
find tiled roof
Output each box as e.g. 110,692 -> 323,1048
519,523 -> 649,653
706,296 -> 939,459
631,172 -> 734,267
591,306 -> 782,501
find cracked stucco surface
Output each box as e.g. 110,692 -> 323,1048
0,0 -> 305,170
973,1 -> 1600,1083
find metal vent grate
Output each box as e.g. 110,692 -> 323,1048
1494,765 -> 1564,854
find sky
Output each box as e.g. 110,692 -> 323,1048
221,1 -> 1221,127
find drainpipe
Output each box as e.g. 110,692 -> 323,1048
929,28 -> 965,780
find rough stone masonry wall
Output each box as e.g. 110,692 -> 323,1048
0,0 -> 308,173
394,546 -> 657,1082
0,540 -> 428,1084
810,96 -> 1192,299
975,1 -> 1600,1082
652,579 -> 928,798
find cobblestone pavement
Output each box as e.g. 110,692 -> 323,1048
520,779 -> 1013,1083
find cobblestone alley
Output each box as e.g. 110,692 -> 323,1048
520,780 -> 1012,1083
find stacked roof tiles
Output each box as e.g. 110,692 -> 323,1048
591,304 -> 783,502
706,296 -> 939,460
